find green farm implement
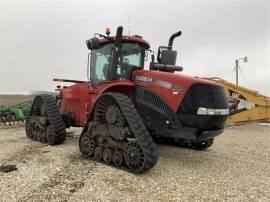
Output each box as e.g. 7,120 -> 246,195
0,100 -> 32,126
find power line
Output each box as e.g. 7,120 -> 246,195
239,65 -> 251,87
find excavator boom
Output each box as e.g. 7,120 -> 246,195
207,77 -> 270,125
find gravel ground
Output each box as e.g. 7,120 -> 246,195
0,124 -> 269,201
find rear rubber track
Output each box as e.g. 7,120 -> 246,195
26,94 -> 66,145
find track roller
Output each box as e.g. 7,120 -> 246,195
94,147 -> 103,161
112,150 -> 123,166
103,148 -> 113,163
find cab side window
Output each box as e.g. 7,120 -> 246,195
90,44 -> 113,84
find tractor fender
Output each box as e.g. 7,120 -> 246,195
83,81 -> 136,134
96,80 -> 135,100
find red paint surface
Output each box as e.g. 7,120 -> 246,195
59,81 -> 135,126
133,70 -> 219,112
58,70 -> 220,127
99,35 -> 150,48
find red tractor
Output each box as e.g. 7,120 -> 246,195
26,26 -> 229,173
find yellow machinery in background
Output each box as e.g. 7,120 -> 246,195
207,77 -> 270,125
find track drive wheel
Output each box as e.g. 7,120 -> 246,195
79,132 -> 95,158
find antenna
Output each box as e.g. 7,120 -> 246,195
128,15 -> 131,35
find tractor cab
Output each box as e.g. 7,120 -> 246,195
86,26 -> 184,85
86,28 -> 150,85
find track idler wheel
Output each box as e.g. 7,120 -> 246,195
0,115 -> 7,125
124,141 -> 145,172
79,132 -> 95,158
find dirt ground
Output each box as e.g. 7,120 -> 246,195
0,95 -> 33,106
0,124 -> 269,201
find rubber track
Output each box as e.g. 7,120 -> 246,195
105,93 -> 158,172
28,94 -> 66,145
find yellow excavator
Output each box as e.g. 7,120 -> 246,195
206,77 -> 270,125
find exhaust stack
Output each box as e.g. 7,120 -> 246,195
108,26 -> 123,80
151,30 -> 183,72
168,31 -> 182,50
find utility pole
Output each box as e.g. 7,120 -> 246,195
235,59 -> 239,85
235,56 -> 248,85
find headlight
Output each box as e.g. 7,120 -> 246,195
197,107 -> 229,115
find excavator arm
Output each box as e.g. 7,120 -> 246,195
206,77 -> 270,125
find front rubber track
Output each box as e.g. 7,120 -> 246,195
105,93 -> 158,172
28,94 -> 66,145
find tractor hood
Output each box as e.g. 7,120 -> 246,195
132,70 -> 224,112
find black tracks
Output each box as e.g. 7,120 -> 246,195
81,93 -> 158,173
107,93 -> 158,172
26,94 -> 66,145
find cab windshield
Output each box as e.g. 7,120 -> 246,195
90,43 -> 145,84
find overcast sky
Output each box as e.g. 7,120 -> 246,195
0,0 -> 270,95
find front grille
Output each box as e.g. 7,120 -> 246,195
178,83 -> 228,131
135,87 -> 171,114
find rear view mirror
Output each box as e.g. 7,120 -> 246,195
160,50 -> 177,65
86,37 -> 100,50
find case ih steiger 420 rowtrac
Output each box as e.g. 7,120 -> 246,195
26,26 -> 229,173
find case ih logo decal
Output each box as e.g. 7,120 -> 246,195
135,75 -> 153,82
135,75 -> 184,94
